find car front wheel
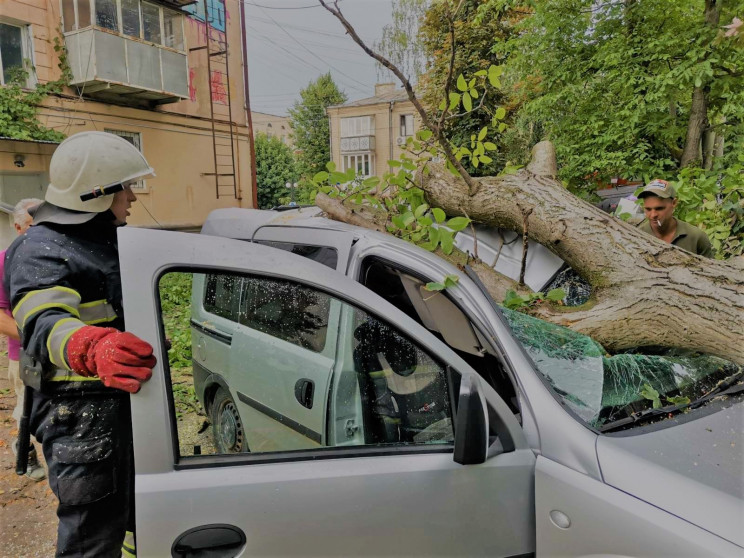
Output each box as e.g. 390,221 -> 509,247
211,387 -> 248,454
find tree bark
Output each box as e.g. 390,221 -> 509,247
316,143 -> 744,365
680,86 -> 708,168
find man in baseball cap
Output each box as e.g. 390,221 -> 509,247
637,179 -> 713,257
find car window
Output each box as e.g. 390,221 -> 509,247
238,276 -> 330,353
254,240 -> 338,270
203,273 -> 241,321
159,270 -> 454,461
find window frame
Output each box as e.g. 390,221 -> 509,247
155,265 -> 459,469
103,129 -> 148,192
399,114 -> 414,138
0,20 -> 36,88
61,0 -> 186,52
340,116 -> 375,138
341,152 -> 374,178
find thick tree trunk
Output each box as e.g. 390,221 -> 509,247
316,143 -> 744,365
681,87 -> 709,167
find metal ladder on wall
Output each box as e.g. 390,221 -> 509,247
190,0 -> 239,199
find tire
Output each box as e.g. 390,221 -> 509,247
211,387 -> 248,454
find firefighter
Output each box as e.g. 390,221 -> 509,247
5,131 -> 157,558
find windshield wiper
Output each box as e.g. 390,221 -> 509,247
600,368 -> 744,433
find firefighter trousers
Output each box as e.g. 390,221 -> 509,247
30,388 -> 135,558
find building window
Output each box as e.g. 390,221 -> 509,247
61,0 -> 185,51
400,114 -> 414,137
105,129 -> 147,191
341,116 -> 375,137
342,153 -> 374,178
0,22 -> 34,87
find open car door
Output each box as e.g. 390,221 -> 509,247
119,227 -> 536,558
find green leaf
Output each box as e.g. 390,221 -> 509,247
440,229 -> 454,254
417,216 -> 433,226
546,288 -> 566,302
470,88 -> 479,99
362,176 -> 380,188
438,99 -> 446,111
326,161 -> 336,172
666,395 -> 691,406
443,274 -> 459,288
449,92 -> 461,111
495,107 -> 506,120
425,281 -> 446,292
329,171 -> 348,184
401,211 -> 415,227
428,226 -> 440,245
478,127 -> 488,141
414,203 -> 429,218
503,290 -> 526,309
463,93 -> 472,112
474,69 -> 487,77
640,383 -> 662,409
391,215 -> 405,230
417,129 -> 433,141
388,159 -> 402,167
446,216 -> 470,231
484,142 -> 497,151
313,171 -> 329,183
480,155 -> 493,164
432,208 -> 446,223
456,73 -> 468,92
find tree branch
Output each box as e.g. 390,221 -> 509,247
319,0 -> 481,196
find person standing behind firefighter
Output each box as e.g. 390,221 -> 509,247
5,131 -> 157,558
0,198 -> 45,481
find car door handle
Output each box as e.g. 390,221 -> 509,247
171,524 -> 246,558
294,379 -> 314,409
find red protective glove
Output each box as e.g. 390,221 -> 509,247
66,326 -> 156,393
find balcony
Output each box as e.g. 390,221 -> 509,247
340,135 -> 375,153
64,28 -> 188,105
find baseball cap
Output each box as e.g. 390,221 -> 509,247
638,179 -> 677,199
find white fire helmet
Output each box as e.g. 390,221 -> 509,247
45,131 -> 154,213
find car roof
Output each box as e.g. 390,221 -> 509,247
201,207 -> 565,292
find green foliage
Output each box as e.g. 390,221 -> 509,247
506,0 -> 744,193
419,0 -> 528,175
640,383 -> 691,409
673,164 -> 744,259
424,274 -> 459,292
288,73 -> 347,179
159,272 -> 198,418
254,132 -> 298,209
0,34 -> 71,141
503,288 -> 565,310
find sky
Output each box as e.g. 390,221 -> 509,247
243,0 -> 394,116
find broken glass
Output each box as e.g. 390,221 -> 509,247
499,306 -> 740,429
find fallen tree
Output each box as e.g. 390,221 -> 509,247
317,0 -> 744,365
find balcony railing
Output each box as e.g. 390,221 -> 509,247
340,135 -> 376,153
64,28 -> 188,105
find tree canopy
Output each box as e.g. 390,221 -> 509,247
254,132 -> 298,209
288,73 -> 347,179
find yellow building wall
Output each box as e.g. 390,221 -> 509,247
327,98 -> 419,178
0,0 -> 254,233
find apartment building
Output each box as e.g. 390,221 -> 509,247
326,83 -> 419,179
251,111 -> 292,147
0,0 -> 253,247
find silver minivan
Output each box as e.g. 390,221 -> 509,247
121,207 -> 743,557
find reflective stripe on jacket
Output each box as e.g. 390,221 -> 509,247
4,219 -> 124,383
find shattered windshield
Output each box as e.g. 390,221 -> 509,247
498,307 -> 740,429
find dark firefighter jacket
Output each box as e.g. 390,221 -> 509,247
4,218 -> 124,387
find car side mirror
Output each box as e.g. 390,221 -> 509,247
453,373 -> 488,465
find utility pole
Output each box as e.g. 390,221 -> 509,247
239,0 -> 258,208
